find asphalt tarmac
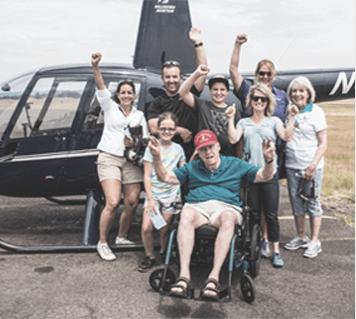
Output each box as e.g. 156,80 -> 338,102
0,184 -> 354,319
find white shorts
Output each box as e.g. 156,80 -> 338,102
183,200 -> 243,225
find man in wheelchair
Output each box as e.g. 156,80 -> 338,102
148,130 -> 274,300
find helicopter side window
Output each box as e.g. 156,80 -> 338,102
10,78 -> 87,138
0,72 -> 34,139
82,80 -> 141,131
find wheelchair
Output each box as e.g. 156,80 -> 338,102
148,179 -> 262,303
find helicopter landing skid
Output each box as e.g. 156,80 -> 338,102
0,191 -> 154,254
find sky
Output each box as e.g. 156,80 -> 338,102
0,0 -> 354,84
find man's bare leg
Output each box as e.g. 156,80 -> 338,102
203,210 -> 238,297
170,207 -> 207,293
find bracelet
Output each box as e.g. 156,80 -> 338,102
311,163 -> 317,167
265,159 -> 273,164
194,42 -> 203,48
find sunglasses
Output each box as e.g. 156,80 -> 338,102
118,79 -> 134,85
252,95 -> 268,103
163,60 -> 181,67
158,127 -> 175,132
258,71 -> 272,77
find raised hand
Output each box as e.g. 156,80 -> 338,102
91,52 -> 102,67
195,64 -> 210,77
148,136 -> 161,157
235,34 -> 248,45
289,103 -> 299,117
189,27 -> 202,44
262,139 -> 275,163
225,104 -> 236,119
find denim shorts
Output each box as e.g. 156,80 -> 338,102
286,167 -> 324,218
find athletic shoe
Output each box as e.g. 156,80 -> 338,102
261,238 -> 271,258
272,252 -> 284,268
303,240 -> 322,258
115,236 -> 135,245
284,236 -> 310,250
138,256 -> 156,272
97,242 -> 116,261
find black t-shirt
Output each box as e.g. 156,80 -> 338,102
193,96 -> 241,157
147,86 -> 200,159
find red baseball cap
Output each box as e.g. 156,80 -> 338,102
194,130 -> 218,151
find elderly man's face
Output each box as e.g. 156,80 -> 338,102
197,142 -> 221,167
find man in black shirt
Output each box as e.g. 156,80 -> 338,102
147,27 -> 208,161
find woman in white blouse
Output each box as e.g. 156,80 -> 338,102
92,53 -> 148,261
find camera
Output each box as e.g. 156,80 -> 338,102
297,178 -> 318,201
124,125 -> 149,167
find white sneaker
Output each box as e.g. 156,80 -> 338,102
303,240 -> 322,258
284,236 -> 310,250
97,242 -> 116,261
115,236 -> 135,245
261,238 -> 271,258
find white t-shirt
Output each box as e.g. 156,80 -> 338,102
96,88 -> 148,156
285,103 -> 327,170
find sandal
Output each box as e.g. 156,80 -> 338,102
169,276 -> 194,299
199,278 -> 221,301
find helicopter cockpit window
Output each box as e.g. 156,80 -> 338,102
10,78 -> 86,139
82,80 -> 141,131
0,72 -> 34,139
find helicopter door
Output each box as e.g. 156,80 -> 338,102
0,76 -> 90,196
58,78 -> 144,195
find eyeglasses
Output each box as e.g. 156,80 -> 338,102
163,61 -> 181,67
158,127 -> 175,132
258,71 -> 272,77
251,95 -> 268,103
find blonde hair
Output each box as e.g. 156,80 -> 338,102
287,76 -> 316,103
246,83 -> 276,116
254,59 -> 276,78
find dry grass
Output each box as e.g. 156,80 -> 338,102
323,114 -> 355,196
319,100 -> 355,227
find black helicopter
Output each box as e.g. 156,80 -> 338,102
0,0 -> 354,252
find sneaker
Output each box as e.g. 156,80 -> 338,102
138,255 -> 156,272
284,236 -> 310,250
261,239 -> 271,258
97,242 -> 116,261
272,252 -> 284,268
115,236 -> 135,245
303,240 -> 322,258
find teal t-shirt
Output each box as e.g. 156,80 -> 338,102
173,156 -> 259,207
237,116 -> 283,174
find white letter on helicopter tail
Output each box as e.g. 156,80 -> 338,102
329,71 -> 355,95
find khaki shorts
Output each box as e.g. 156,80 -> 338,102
183,200 -> 243,225
97,151 -> 143,184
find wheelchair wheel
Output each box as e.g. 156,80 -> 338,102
241,273 -> 255,303
149,268 -> 176,292
249,224 -> 262,278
